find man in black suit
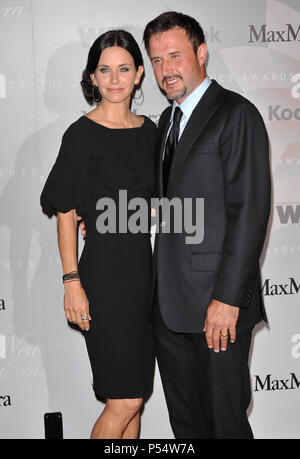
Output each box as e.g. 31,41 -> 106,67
143,12 -> 271,439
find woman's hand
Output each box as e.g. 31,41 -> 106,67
64,281 -> 91,331
77,215 -> 86,236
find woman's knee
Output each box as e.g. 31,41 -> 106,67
125,397 -> 143,414
107,397 -> 143,418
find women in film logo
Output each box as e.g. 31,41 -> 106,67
0,299 -> 6,360
291,334 -> 300,359
0,6 -> 24,98
78,25 -> 221,48
0,334 -> 6,360
0,74 -> 6,99
276,204 -> 300,224
0,299 -> 40,382
269,74 -> 300,121
0,5 -> 24,18
0,299 -> 11,407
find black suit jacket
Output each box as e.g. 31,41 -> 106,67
151,79 -> 271,333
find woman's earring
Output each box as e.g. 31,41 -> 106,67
133,86 -> 144,106
93,84 -> 101,103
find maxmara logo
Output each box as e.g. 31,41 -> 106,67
254,373 -> 300,392
262,278 -> 299,296
0,395 -> 11,407
249,24 -> 300,43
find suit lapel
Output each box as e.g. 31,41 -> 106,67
166,80 -> 222,194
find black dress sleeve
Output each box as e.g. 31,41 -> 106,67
40,121 -> 91,217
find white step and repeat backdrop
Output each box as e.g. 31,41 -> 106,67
0,0 -> 299,439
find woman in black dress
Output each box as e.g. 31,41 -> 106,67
40,30 -> 157,439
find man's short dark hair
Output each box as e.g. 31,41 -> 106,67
143,11 -> 205,54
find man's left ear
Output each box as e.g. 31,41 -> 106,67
197,43 -> 207,66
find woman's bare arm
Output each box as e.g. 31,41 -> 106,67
57,210 -> 90,331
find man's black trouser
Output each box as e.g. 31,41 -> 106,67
151,299 -> 254,439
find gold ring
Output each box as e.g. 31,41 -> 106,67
220,332 -> 228,337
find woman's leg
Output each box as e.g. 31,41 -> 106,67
90,398 -> 143,439
122,412 -> 140,439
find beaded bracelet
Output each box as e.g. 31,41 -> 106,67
62,270 -> 80,283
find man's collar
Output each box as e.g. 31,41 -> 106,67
170,76 -> 212,122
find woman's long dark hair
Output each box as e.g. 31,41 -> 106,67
81,29 -> 144,105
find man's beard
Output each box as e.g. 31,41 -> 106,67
161,74 -> 187,101
165,86 -> 187,101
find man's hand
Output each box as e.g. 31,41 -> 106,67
203,299 -> 240,352
77,215 -> 86,236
